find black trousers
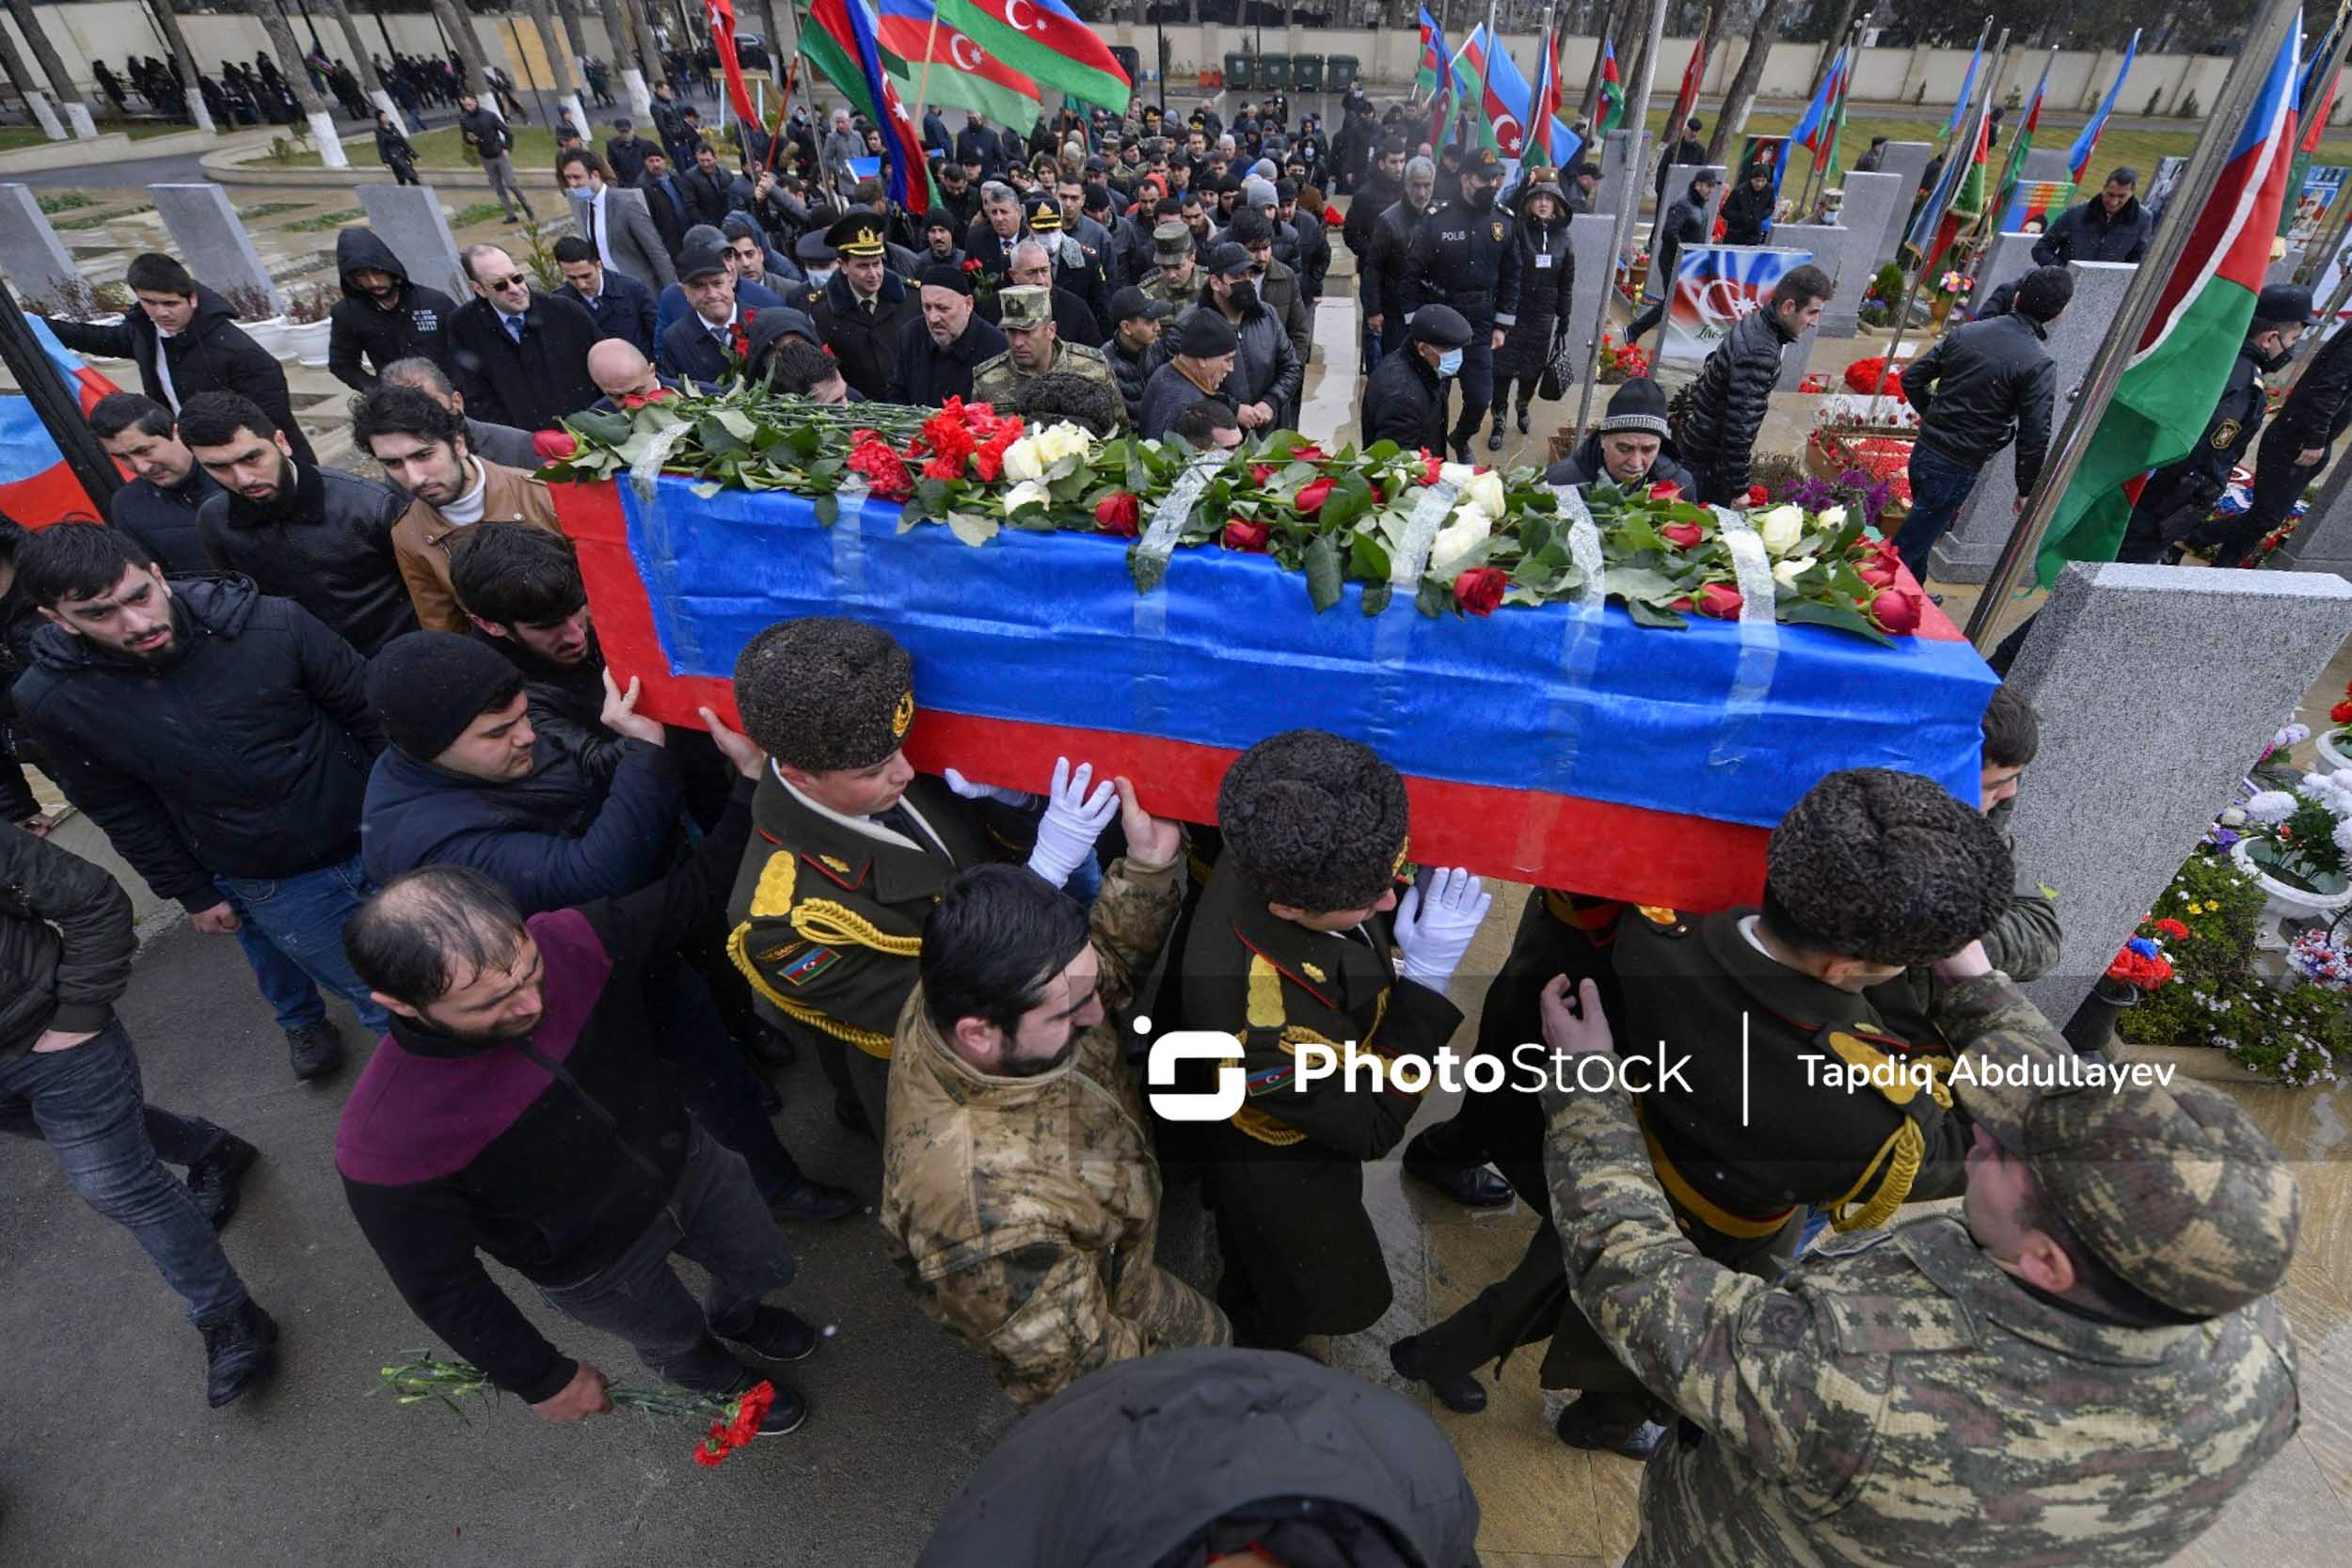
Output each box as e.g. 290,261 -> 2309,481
2188,423 -> 2325,566
1204,1134 -> 1391,1350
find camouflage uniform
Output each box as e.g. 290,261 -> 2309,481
1140,265 -> 1207,314
969,339 -> 1127,424
1542,972 -> 2301,1568
878,853 -> 1231,1409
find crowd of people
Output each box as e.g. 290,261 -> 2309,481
0,63 -> 2321,1568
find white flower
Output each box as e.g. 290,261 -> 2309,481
1756,504 -> 1806,556
999,436 -> 1044,484
1438,461 -> 1481,487
1000,479 -> 1052,515
1461,469 -> 1508,519
2331,818 -> 2352,859
1771,554 -> 1819,588
2277,722 -> 2312,748
1029,421 -> 1095,468
2219,807 -> 2249,828
1429,511 -> 1494,577
2245,790 -> 2298,825
1816,504 -> 1848,531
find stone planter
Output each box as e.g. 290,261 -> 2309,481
2231,836 -> 2352,946
2316,727 -> 2352,775
240,314 -> 291,358
285,316 -> 332,366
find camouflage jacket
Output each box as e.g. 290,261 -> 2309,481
1140,266 -> 1207,313
878,853 -> 1231,1409
968,340 -> 1129,427
1543,972 -> 2301,1568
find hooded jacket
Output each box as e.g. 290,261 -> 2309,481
2032,192 -> 2153,266
1721,169 -> 1777,246
197,459 -> 417,656
12,577 -> 380,908
915,1347 -> 1482,1568
328,229 -> 459,393
46,284 -> 314,468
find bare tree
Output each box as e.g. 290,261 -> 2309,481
3,0 -> 93,132
1803,0 -> 1863,100
315,0 -> 389,118
431,0 -> 495,97
243,0 -> 349,166
146,0 -> 215,132
1707,0 -> 1786,163
554,0 -> 594,63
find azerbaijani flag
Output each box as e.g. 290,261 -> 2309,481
1417,6 -> 1450,100
1945,31 -> 1985,139
1992,54 -> 2052,230
875,0 -> 1042,130
2067,29 -> 2140,185
0,318 -> 119,524
1791,43 -> 1844,156
1595,40 -> 1624,135
1526,25 -> 1563,170
2037,20 -> 2300,584
1455,25 -> 1578,166
934,0 -> 1129,114
804,0 -> 930,213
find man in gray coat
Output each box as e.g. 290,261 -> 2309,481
560,149 -> 677,292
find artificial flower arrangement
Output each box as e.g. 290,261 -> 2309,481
1842,357 -> 1908,401
1935,270 -> 1976,296
1595,332 -> 1652,383
2288,926 -> 2352,993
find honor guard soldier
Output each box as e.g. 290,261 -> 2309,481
970,285 -> 1126,425
810,214 -> 916,403
1181,730 -> 1491,1352
1391,768 -> 2016,1458
1401,146 -> 1521,463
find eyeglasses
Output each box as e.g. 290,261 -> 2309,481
486,273 -> 530,291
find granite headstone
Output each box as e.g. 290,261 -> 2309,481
0,183 -> 87,311
148,183 -> 284,315
1870,141 -> 1933,266
1643,164 -> 1725,302
358,184 -> 470,302
1769,217 -> 1880,339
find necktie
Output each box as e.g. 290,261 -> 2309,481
874,803 -> 937,855
505,313 -> 523,344
585,200 -> 599,256
863,296 -> 875,316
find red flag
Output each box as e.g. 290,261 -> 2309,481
1667,21 -> 1709,142
705,0 -> 763,132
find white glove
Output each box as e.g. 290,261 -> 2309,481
1025,757 -> 1118,888
943,768 -> 1032,807
1393,866 -> 1492,991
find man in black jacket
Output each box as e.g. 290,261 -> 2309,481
2187,316 -> 2352,565
0,824 -> 276,1407
45,252 -> 315,468
678,140 -> 736,229
11,524 -> 389,1081
1653,117 -> 1706,212
179,391 -> 416,657
326,228 -> 457,394
1543,376 -> 1700,496
457,92 -> 536,223
1360,306 -> 1469,451
888,262 -> 1009,407
1361,155 -> 1437,370
1627,173 -> 1716,346
337,727 -> 822,1433
1104,286 -> 1171,429
605,117 -> 655,185
811,214 -> 918,401
1342,139 -> 1406,270
446,244 -> 604,432
2033,168 -> 2153,267
637,150 -> 693,261
88,394 -> 216,574
1183,244 -> 1305,434
554,235 -> 659,357
1890,265 -> 2073,579
1681,264 -> 1833,505
658,238 -> 750,385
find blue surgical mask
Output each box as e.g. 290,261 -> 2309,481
1436,347 -> 1464,378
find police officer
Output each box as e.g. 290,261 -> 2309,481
2118,282 -> 2312,562
1403,146 -> 1521,462
2187,286 -> 2352,565
970,285 -> 1125,424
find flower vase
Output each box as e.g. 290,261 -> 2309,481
2059,975 -> 2137,1057
2316,727 -> 2352,776
2231,837 -> 2352,947
287,317 -> 332,366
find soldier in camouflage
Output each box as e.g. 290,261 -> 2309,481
1140,219 -> 1208,313
970,285 -> 1126,425
1535,927 -> 2299,1568
878,784 -> 1231,1409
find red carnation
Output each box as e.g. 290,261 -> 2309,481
2332,699 -> 2352,724
2153,917 -> 2191,940
1692,582 -> 1743,619
1222,518 -> 1271,551
1419,449 -> 1442,486
847,434 -> 914,499
1452,566 -> 1507,616
1647,481 -> 1683,503
1746,484 -> 1771,506
1870,587 -> 1925,636
1660,521 -> 1703,549
1295,477 -> 1334,515
1093,491 -> 1142,537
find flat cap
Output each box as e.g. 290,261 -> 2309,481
1408,305 -> 1472,349
1177,309 -> 1239,357
734,617 -> 914,772
2257,282 -> 2315,324
793,230 -> 837,264
1205,241 -> 1255,277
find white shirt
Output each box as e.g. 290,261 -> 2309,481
704,303 -> 739,341
771,764 -> 947,857
584,183 -> 617,272
154,325 -> 179,410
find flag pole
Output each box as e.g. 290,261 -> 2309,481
1572,0 -> 1669,442
911,11 -> 940,150
1869,27 -> 2007,423
1963,0 -> 2304,652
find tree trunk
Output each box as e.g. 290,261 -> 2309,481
432,0 -> 494,94
145,0 -> 214,130
6,0 -> 87,112
247,0 -> 327,117
0,22 -> 49,133
1705,0 -> 1783,164
524,0 -> 580,95
554,0 -> 594,64
1802,0 -> 1862,102
316,0 -> 383,100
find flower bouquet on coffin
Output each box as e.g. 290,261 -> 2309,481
377,1353 -> 779,1468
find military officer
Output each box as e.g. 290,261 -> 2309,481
808,213 -> 917,403
1140,219 -> 1208,313
1402,145 -> 1522,463
1535,920 -> 2299,1567
1180,730 -> 1490,1352
1391,768 -> 2017,1458
2118,282 -> 2312,562
970,285 -> 1126,425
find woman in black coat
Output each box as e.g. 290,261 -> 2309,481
1721,163 -> 1777,246
1488,171 -> 1576,449
374,111 -> 420,185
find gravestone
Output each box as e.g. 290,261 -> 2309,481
357,184 -> 470,301
1832,170 -> 1903,296
1770,214 -> 1883,339
148,183 -> 284,315
1970,230 -> 2043,315
2269,245 -> 2305,285
2002,562 -> 2352,1022
1561,212 -> 1617,385
2018,147 -> 2074,183
1929,260 -> 2138,583
0,183 -> 87,311
2278,459 -> 2352,580
1774,322 -> 1820,392
1643,163 -> 1724,302
1594,128 -> 1653,234
1870,140 -> 1933,266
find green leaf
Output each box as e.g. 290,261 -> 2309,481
1362,439 -> 1402,462
1601,565 -> 1687,604
569,410 -> 631,445
1319,470 -> 1375,531
1624,598 -> 1689,629
896,503 -> 923,533
1359,580 -> 1393,617
691,481 -> 722,499
912,477 -> 949,517
1346,530 -> 1392,581
1304,532 -> 1343,612
948,511 -> 1002,547
694,416 -> 747,456
1776,597 -> 1893,646
1415,578 -> 1453,618
813,493 -> 839,526
714,408 -> 759,441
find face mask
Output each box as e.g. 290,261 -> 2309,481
1227,281 -> 1259,313
2256,339 -> 2295,372
807,266 -> 835,287
1436,348 -> 1464,378
1468,184 -> 1496,211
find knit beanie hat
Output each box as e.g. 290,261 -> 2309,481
368,632 -> 525,762
1218,729 -> 1410,913
1598,377 -> 1671,438
1764,768 -> 2012,967
734,616 -> 914,772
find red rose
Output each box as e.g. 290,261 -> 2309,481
1452,566 -> 1508,616
1692,582 -> 1743,619
1859,561 -> 1898,588
1660,521 -> 1703,549
2153,917 -> 2191,940
1295,477 -> 1334,515
1870,587 -> 1924,636
1419,449 -> 1442,486
1093,491 -> 1141,536
1293,444 -> 1327,462
1647,481 -> 1682,503
2332,699 -> 2352,723
1746,484 -> 1771,506
1250,463 -> 1277,485
1221,518 -> 1271,551
962,258 -> 980,272
532,430 -> 579,461
1668,595 -> 1694,611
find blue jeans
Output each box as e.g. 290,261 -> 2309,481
215,851 -> 389,1035
0,1020 -> 248,1323
1891,442 -> 1983,583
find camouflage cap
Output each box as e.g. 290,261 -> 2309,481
999,284 -> 1054,330
733,616 -> 915,773
1152,218 -> 1193,261
1219,729 -> 1409,914
1963,1075 -> 2299,1319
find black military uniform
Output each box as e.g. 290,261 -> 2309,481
810,214 -> 918,402
2190,289 -> 2350,564
1402,147 -> 1522,462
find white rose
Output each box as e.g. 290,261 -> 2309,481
1000,436 -> 1044,484
1816,504 -> 1848,531
1462,469 -> 1508,519
1756,505 -> 1806,556
1771,554 -> 1818,588
1428,511 -> 1493,577
1438,461 -> 1481,487
1031,421 -> 1094,467
1001,479 -> 1052,515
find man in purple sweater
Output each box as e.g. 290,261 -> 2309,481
335,702 -> 816,1436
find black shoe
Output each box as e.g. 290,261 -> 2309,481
834,1092 -> 874,1139
719,1305 -> 820,1363
186,1133 -> 259,1232
200,1299 -> 278,1408
284,1021 -> 345,1082
1486,425 -> 1505,451
1403,1149 -> 1516,1210
1517,406 -> 1532,435
743,1024 -> 799,1070
1390,1334 -> 1487,1414
752,1380 -> 810,1436
768,1180 -> 860,1223
1553,1396 -> 1667,1458
1451,443 -> 1471,465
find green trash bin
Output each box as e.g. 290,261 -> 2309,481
1328,55 -> 1359,92
1224,53 -> 1255,91
1258,55 -> 1289,96
1294,55 -> 1325,92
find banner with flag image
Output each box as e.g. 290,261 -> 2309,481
933,0 -> 1129,113
1658,245 -> 1814,366
1739,134 -> 1792,198
1996,178 -> 2075,234
875,0 -> 1043,130
2067,29 -> 2140,185
2037,18 -> 2299,584
2292,165 -> 2347,245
